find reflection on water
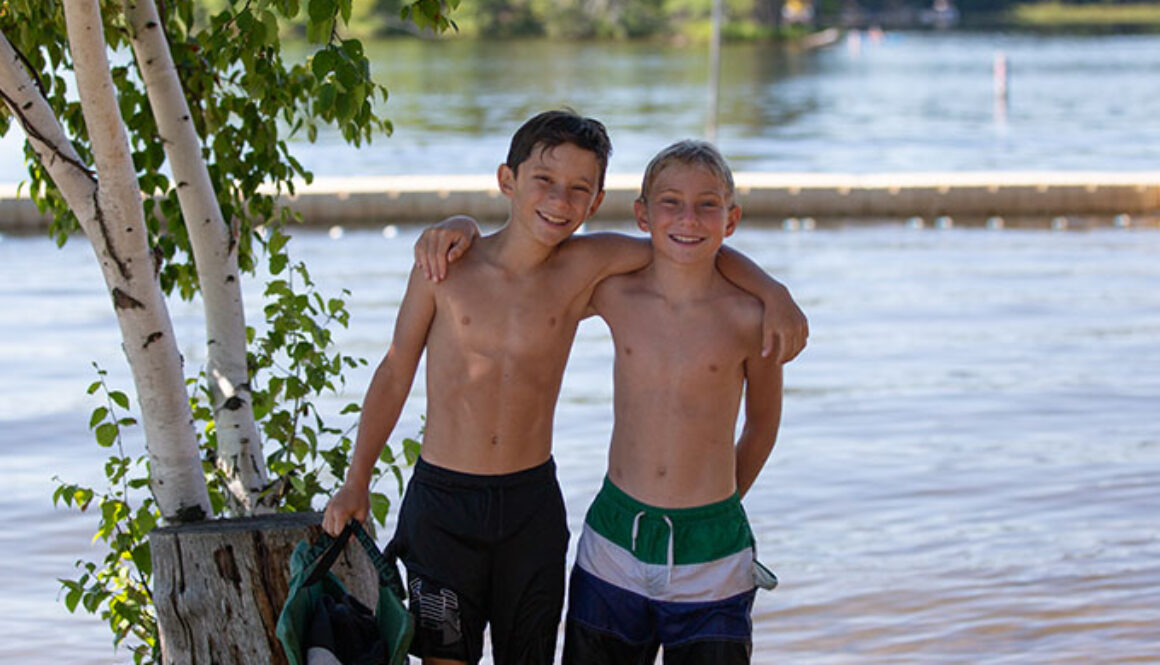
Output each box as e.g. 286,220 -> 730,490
2,223 -> 1158,663
309,32 -> 1160,177
4,33 -> 1160,184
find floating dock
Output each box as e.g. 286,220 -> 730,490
3,171 -> 1159,233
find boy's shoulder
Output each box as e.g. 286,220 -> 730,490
710,271 -> 765,336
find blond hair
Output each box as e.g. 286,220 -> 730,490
638,140 -> 735,204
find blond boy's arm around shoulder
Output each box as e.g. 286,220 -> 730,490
322,264 -> 436,536
413,215 -> 481,282
716,247 -> 809,363
735,343 -> 785,499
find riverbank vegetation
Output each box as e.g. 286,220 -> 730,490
245,0 -> 1160,40
1007,2 -> 1160,31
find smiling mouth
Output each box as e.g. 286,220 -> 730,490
669,234 -> 704,245
538,211 -> 571,226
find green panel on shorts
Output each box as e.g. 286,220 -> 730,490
583,477 -> 754,566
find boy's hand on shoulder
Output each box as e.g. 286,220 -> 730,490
761,284 -> 809,363
322,484 -> 371,537
414,215 -> 480,282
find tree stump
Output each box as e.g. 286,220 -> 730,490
151,512 -> 378,665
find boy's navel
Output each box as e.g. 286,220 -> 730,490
461,315 -> 471,325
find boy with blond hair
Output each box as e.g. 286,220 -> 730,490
563,140 -> 783,665
324,112 -> 802,665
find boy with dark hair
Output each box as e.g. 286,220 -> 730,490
563,140 -> 783,664
324,111 -> 803,665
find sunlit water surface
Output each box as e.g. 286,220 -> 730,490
2,221 -> 1157,663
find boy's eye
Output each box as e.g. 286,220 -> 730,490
659,198 -> 680,207
535,175 -> 551,183
572,185 -> 591,194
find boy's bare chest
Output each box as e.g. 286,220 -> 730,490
615,306 -> 749,377
432,268 -> 582,357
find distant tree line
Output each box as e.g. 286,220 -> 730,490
197,0 -> 1160,40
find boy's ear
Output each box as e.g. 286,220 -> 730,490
724,204 -> 742,237
585,190 -> 606,221
633,198 -> 650,233
497,163 -> 516,197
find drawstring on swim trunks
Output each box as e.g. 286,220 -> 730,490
630,510 -> 676,585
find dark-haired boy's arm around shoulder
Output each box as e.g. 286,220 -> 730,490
716,246 -> 808,363
568,232 -> 808,360
734,335 -> 784,499
323,264 -> 436,536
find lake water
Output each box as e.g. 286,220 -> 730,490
2,29 -> 1159,665
3,32 -> 1160,181
2,219 -> 1158,663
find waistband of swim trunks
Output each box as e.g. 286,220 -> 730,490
597,476 -> 742,523
414,455 -> 558,489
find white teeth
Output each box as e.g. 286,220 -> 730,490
541,212 -> 568,225
671,234 -> 702,243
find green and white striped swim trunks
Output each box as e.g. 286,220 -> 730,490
563,477 -> 760,664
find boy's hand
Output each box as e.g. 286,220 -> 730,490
322,484 -> 370,536
761,286 -> 809,362
414,215 -> 480,282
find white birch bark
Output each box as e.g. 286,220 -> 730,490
124,0 -> 269,514
0,9 -> 211,522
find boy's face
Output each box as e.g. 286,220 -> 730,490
498,142 -> 605,247
635,164 -> 740,264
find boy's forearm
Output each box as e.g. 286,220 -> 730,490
735,427 -> 778,498
345,361 -> 412,488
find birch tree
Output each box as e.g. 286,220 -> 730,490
1,0 -> 456,659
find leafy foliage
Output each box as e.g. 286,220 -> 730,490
53,366 -> 161,664
1,0 -> 458,661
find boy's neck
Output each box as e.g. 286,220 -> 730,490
645,254 -> 721,302
485,220 -> 562,273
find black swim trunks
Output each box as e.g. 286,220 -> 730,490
390,456 -> 570,665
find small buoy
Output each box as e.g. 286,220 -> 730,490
1113,214 -> 1131,229
782,217 -> 801,231
935,215 -> 954,229
328,225 -> 344,239
986,216 -> 1005,230
906,216 -> 925,229
801,217 -> 817,231
382,224 -> 399,239
1051,216 -> 1068,231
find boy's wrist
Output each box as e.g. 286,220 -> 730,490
344,468 -> 373,490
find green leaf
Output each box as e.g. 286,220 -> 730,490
95,423 -> 119,448
110,391 -> 130,410
402,437 -> 421,466
311,49 -> 337,81
90,407 -> 109,429
308,0 -> 336,24
369,492 -> 390,525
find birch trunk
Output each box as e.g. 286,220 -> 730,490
0,8 -> 211,522
124,0 -> 269,514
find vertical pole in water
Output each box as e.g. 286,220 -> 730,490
993,51 -> 1009,123
706,0 -> 723,141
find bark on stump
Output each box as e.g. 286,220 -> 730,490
151,512 -> 378,665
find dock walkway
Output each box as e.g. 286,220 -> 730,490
3,171 -> 1159,233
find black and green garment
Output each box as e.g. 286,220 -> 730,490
276,520 -> 413,665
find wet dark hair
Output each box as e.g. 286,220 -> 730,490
505,109 -> 612,190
